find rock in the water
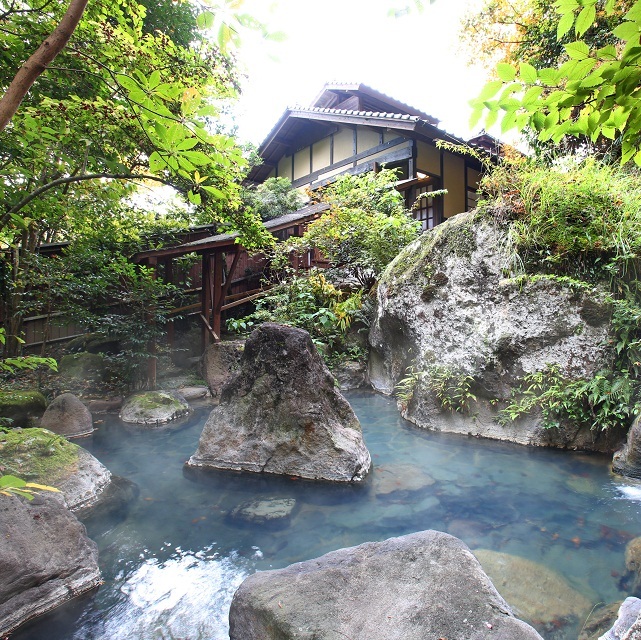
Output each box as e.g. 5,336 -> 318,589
369,211 -> 623,451
229,529 -> 542,640
624,537 -> 641,596
373,462 -> 435,495
40,393 -> 93,438
331,359 -> 368,390
613,416 -> 641,479
176,385 -> 210,401
57,447 -> 112,514
0,427 -> 111,514
229,497 -> 296,528
201,339 -> 244,401
0,390 -> 46,428
473,549 -> 593,626
188,323 -> 371,482
599,598 -> 641,640
84,396 -> 123,414
0,495 -> 101,636
119,390 -> 190,424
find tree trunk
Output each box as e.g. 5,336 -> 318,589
0,0 -> 89,131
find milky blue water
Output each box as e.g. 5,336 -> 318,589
13,390 -> 641,640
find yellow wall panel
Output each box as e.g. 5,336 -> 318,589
443,154 -> 466,218
278,155 -> 292,181
357,128 -> 381,153
333,127 -> 354,162
417,141 -> 441,176
312,138 -> 331,172
293,148 -> 310,181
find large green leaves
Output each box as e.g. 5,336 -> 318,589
471,0 -> 641,165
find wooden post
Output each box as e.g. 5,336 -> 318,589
146,257 -> 157,390
212,250 -> 223,341
164,259 -> 175,351
201,252 -> 213,351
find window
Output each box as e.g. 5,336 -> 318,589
412,183 -> 437,231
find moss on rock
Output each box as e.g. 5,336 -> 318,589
0,427 -> 79,484
0,390 -> 47,427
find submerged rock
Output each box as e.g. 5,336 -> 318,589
120,390 -> 190,425
473,549 -> 593,627
229,497 -> 297,529
187,323 -> 371,482
369,211 -> 623,451
201,339 -> 244,402
40,393 -> 93,438
0,494 -> 101,637
229,529 -> 542,640
613,416 -> 641,480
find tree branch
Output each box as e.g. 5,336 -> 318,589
2,172 -> 184,226
0,0 -> 89,132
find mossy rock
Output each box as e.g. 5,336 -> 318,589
59,352 -> 105,382
0,391 -> 47,428
0,427 -> 79,484
119,390 -> 190,425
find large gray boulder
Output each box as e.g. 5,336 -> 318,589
229,529 -> 543,640
187,323 -> 371,482
0,494 -> 101,637
40,392 -> 93,438
369,211 -> 623,451
613,416 -> 641,479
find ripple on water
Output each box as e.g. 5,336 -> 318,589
73,547 -> 250,640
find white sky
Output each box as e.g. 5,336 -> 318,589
230,0 -> 489,147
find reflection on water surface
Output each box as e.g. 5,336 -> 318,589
13,390 -> 641,640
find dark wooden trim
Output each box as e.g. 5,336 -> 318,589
330,133 -> 334,165
199,313 -> 220,342
291,137 -> 410,189
212,251 -> 224,340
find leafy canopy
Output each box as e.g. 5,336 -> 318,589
470,0 -> 641,165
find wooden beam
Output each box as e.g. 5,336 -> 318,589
199,313 -> 220,342
221,289 -> 269,311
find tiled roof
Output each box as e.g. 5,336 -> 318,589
291,107 -> 421,121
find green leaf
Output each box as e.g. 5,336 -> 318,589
148,70 -> 161,90
0,475 -> 26,489
613,21 -> 641,41
565,41 -> 590,60
187,190 -> 202,205
196,10 -> 215,29
539,68 -> 561,86
523,85 -> 544,105
575,5 -> 596,37
557,11 -> 576,38
477,80 -> 504,101
519,63 -> 538,84
496,63 -> 517,82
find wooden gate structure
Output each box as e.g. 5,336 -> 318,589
131,203 -> 330,385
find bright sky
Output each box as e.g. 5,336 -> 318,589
231,0 -> 488,147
